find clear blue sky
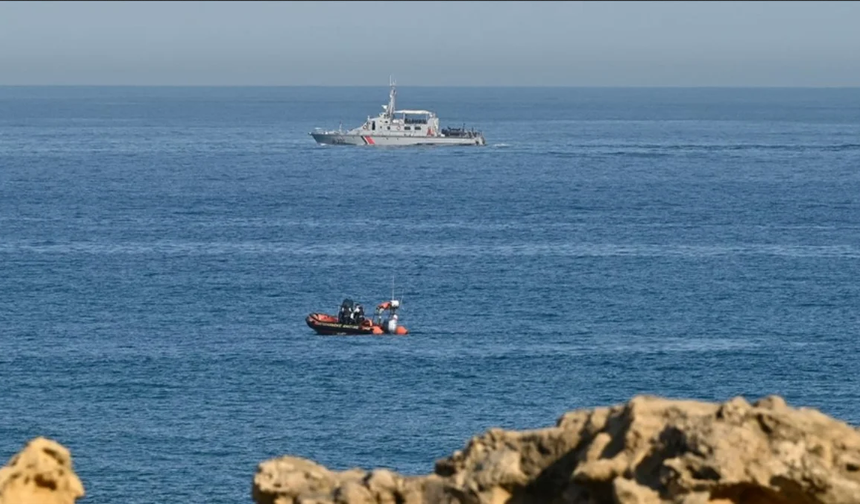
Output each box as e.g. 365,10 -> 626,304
1,1 -> 858,86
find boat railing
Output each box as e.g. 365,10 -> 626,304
441,125 -> 482,138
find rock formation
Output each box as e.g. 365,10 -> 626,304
0,437 -> 84,504
252,395 -> 860,504
4,395 -> 859,504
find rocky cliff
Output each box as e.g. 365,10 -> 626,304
252,395 -> 860,504
4,395 -> 860,504
0,437 -> 84,504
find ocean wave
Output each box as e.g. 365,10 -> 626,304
3,241 -> 859,259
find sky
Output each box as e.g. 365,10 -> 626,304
0,1 -> 859,87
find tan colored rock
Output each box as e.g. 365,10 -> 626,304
612,477 -> 661,504
365,469 -> 400,504
253,456 -> 344,504
252,395 -> 860,504
0,437 -> 84,504
334,480 -> 374,504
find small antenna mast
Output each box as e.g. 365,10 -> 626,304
386,75 -> 397,119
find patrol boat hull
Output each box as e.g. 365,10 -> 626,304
310,132 -> 485,147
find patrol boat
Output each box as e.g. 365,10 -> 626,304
310,79 -> 486,147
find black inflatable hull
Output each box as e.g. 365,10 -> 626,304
305,313 -> 377,335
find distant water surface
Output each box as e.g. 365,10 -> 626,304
1,86 -> 859,503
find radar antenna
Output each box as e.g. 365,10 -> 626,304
386,76 -> 397,119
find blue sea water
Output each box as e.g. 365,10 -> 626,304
1,85 -> 859,503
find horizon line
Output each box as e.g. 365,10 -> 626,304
2,84 -> 859,90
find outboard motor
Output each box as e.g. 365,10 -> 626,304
386,314 -> 399,334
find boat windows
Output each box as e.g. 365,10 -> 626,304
404,126 -> 411,131
372,121 -> 376,131
414,126 -> 421,131
396,112 -> 431,125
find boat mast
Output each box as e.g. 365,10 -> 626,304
387,75 -> 397,119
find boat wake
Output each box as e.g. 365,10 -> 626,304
492,143 -> 510,148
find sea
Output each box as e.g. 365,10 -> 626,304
1,86 -> 859,503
